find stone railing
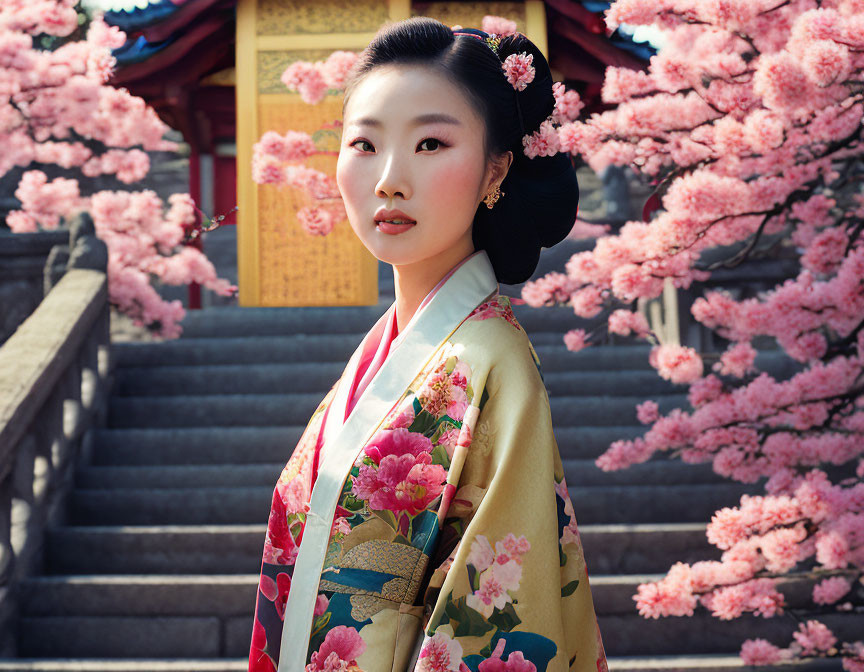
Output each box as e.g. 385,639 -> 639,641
0,214 -> 112,654
0,228 -> 68,346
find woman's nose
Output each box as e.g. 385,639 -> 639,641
375,153 -> 411,201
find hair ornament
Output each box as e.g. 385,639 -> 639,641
501,52 -> 535,91
451,25 -> 571,160
451,27 -> 501,56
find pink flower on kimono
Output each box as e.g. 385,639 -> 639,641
477,640 -> 537,672
314,594 -> 330,616
561,519 -> 580,547
258,571 -> 292,620
389,404 -> 415,429
331,516 -> 351,537
468,297 -> 523,331
495,533 -> 531,564
276,476 -> 310,514
264,479 -> 309,565
352,428 -> 447,516
554,477 -> 581,546
417,360 -> 471,419
437,426 -> 461,458
468,535 -> 496,572
363,427 -> 431,464
466,534 -> 530,617
306,625 -> 366,672
467,558 -> 523,617
469,301 -> 502,321
417,631 -> 470,672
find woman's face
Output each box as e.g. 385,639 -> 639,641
336,63 -> 509,269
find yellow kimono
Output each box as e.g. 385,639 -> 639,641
247,250 -> 608,672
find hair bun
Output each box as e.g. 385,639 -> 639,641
493,32 -> 555,139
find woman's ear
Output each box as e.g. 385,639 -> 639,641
486,150 -> 513,194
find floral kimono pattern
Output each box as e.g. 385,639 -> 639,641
248,251 -> 607,672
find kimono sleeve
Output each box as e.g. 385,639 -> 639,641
415,339 -> 609,672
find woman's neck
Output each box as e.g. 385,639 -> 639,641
391,242 -> 475,333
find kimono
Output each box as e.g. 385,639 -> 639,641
247,249 -> 608,672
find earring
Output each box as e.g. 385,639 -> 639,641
484,183 -> 503,209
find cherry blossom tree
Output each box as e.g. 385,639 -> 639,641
517,1 -> 864,668
2,0 -> 236,338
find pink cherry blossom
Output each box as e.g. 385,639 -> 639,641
320,50 -> 359,89
298,206 -> 335,236
552,81 -> 584,123
740,639 -> 791,665
563,328 -> 591,353
792,620 -> 838,655
608,308 -> 651,337
481,15 -> 518,36
636,400 -> 660,424
281,60 -> 328,105
649,344 -> 704,384
713,341 -> 757,378
812,576 -> 853,605
501,52 -> 535,92
522,119 -> 560,159
521,272 -> 574,307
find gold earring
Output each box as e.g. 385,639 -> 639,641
484,183 -> 503,209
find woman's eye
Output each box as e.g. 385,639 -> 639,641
349,137 -> 446,153
418,137 -> 445,151
350,139 -> 374,152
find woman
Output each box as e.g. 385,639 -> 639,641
248,16 -> 607,672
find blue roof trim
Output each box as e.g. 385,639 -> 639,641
103,0 -> 183,33
111,33 -> 178,65
578,0 -> 657,61
581,0 -> 611,11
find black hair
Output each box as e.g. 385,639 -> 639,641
341,16 -> 579,284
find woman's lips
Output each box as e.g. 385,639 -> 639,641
376,220 -> 416,235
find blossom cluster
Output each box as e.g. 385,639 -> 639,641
4,5 -> 236,337
512,2 -> 864,668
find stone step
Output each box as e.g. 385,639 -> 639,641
171,302 -> 602,339
89,426 -> 650,465
0,662 -> 247,672
15,572 -> 824,618
0,656 -> 844,672
14,575 -> 863,656
110,363 -> 684,397
105,393 -> 692,429
67,482 -> 760,526
44,522 -> 715,577
73,458 -> 727,493
608,657 -> 841,672
111,339 -> 661,371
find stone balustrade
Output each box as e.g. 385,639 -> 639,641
0,215 -> 112,654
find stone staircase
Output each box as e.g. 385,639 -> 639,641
1,250 -> 859,672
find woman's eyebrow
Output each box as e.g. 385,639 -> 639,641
350,113 -> 462,128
